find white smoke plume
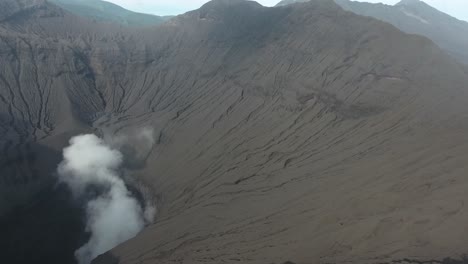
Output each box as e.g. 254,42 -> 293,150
57,134 -> 146,264
103,127 -> 157,169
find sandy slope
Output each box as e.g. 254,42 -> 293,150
0,0 -> 468,263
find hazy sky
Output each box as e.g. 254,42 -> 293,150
106,0 -> 468,21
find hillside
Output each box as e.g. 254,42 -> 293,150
277,0 -> 468,65
48,0 -> 167,26
336,0 -> 468,64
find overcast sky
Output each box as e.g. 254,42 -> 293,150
106,0 -> 468,21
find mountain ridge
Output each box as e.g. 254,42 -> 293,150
277,0 -> 468,64
47,0 -> 168,26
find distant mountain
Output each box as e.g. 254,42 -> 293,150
276,0 -> 308,6
277,0 -> 468,64
48,0 -> 168,26
276,0 -> 307,5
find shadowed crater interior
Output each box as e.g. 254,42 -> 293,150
0,183 -> 88,264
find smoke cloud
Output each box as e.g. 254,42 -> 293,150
104,127 -> 157,169
57,134 -> 148,264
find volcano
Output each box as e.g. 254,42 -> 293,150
1,0 -> 468,264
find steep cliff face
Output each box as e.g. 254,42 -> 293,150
0,1 -> 81,215
1,0 -> 468,264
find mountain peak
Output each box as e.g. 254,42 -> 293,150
193,0 -> 263,21
200,0 -> 262,10
276,0 -> 307,7
396,0 -> 423,6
